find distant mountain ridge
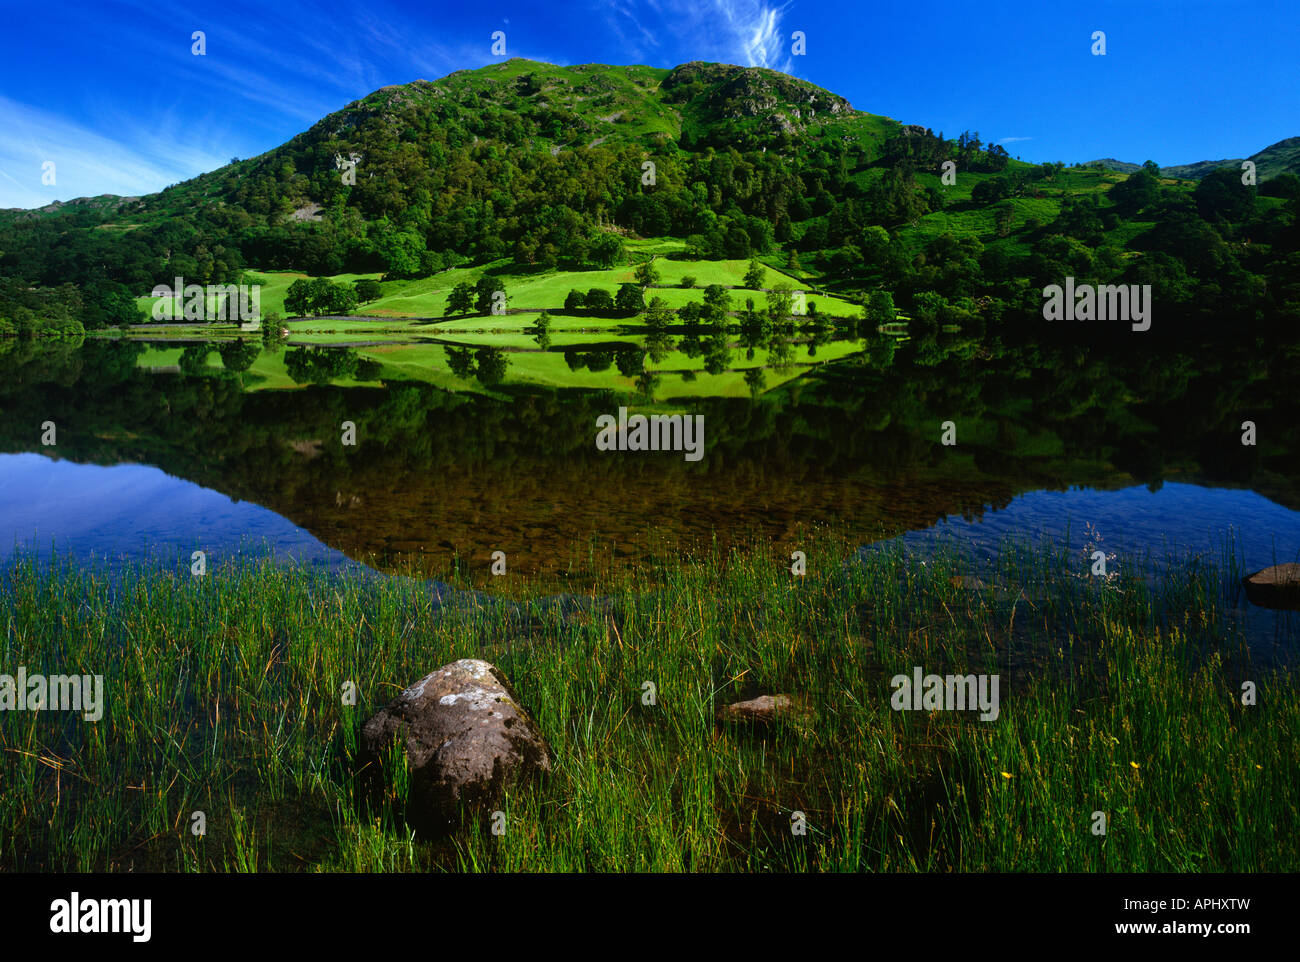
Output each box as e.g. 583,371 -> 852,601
1089,136 -> 1300,181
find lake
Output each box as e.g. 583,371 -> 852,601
2,322 -> 1297,653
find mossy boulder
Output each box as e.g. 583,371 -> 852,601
357,659 -> 551,833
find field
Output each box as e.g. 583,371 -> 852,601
133,245 -> 863,325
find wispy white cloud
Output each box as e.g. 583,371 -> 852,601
715,0 -> 792,71
598,0 -> 795,72
0,0 -> 492,208
1000,136 -> 1033,144
0,95 -> 230,209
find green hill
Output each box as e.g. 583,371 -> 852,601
1,58 -> 1297,339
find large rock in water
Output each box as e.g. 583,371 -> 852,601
1242,564 -> 1300,610
357,659 -> 551,831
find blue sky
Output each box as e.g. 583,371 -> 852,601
2,0 -> 1297,209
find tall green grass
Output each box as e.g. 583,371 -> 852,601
1,532 -> 1295,871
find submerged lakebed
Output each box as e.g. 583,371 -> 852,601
5,451 -> 1300,643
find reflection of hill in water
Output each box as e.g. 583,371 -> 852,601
1,324 -> 1296,588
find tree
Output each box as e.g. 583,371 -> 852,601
743,259 -> 765,289
616,283 -> 645,314
306,277 -> 334,315
1194,168 -> 1256,223
584,350 -> 613,372
585,288 -> 615,314
284,278 -> 313,317
724,225 -> 752,258
702,284 -> 732,313
588,232 -> 623,268
474,277 -> 506,315
972,178 -> 1011,204
680,275 -> 697,289
644,295 -> 672,331
355,278 -> 383,303
634,260 -> 660,286
1109,168 -> 1161,215
324,282 -> 358,316
83,282 -> 145,329
447,281 -> 476,315
864,290 -> 897,325
378,227 -> 425,278
765,282 -> 793,322
564,289 -> 586,310
260,311 -> 285,350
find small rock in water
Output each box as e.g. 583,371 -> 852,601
1242,563 -> 1300,610
718,694 -> 812,726
357,658 -> 551,832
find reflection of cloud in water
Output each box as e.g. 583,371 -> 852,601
0,452 -> 348,572
888,482 -> 1300,577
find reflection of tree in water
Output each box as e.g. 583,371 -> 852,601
583,351 -> 613,373
218,339 -> 260,373
677,335 -> 704,359
703,331 -> 730,375
861,334 -> 896,369
767,332 -> 795,373
645,329 -> 675,364
441,343 -> 512,388
635,370 -> 660,401
615,349 -> 645,378
807,323 -> 834,356
178,343 -> 213,376
473,347 -> 508,386
446,346 -> 475,379
285,346 -> 358,385
2,324 -> 1298,536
